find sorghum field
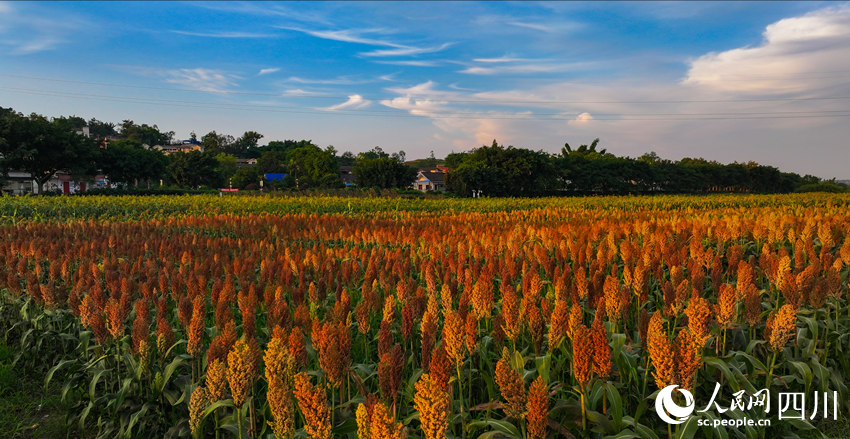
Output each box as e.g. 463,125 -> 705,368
0,194 -> 848,439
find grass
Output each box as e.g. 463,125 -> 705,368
0,342 -> 78,439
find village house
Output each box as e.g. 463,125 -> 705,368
412,166 -> 448,192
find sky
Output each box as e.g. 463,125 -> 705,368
1,1 -> 849,179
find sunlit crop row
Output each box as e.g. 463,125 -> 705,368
0,194 -> 848,438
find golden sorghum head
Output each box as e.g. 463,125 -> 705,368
674,329 -> 702,391
293,372 -> 332,439
547,299 -> 569,353
526,376 -> 549,439
138,338 -> 151,378
205,358 -> 228,403
413,374 -> 450,439
188,386 -> 209,438
567,301 -> 583,341
715,283 -> 737,327
647,312 -> 675,390
429,345 -> 453,392
495,353 -> 526,419
572,324 -> 594,390
500,283 -> 520,341
356,403 -> 371,439
736,261 -> 754,296
684,296 -> 712,347
226,339 -> 256,408
744,284 -> 762,327
766,304 -> 797,352
591,316 -> 611,381
369,401 -> 406,439
187,296 -> 206,358
265,335 -> 295,439
465,312 -> 479,353
443,310 -> 465,366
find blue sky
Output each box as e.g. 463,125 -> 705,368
1,1 -> 849,178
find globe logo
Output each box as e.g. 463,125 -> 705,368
655,385 -> 696,424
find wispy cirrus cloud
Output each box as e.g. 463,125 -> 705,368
325,94 -> 370,111
286,76 -> 375,86
361,42 -> 453,57
374,60 -> 440,67
0,3 -> 92,54
171,30 -> 276,39
258,68 -> 281,76
280,26 -> 452,58
163,68 -> 240,93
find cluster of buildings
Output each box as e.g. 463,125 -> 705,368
2,127 -> 450,194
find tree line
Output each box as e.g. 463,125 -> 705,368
0,107 -> 842,196
444,139 -> 837,196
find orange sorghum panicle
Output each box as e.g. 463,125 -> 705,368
684,296 -> 712,346
206,358 -> 228,403
356,403 -> 371,439
265,334 -> 295,439
293,372 -> 332,439
495,352 -> 526,418
647,312 -> 676,390
526,376 -> 549,439
188,386 -> 208,437
547,299 -> 569,353
187,295 -> 206,357
591,315 -> 611,381
572,325 -> 594,390
226,339 -> 255,408
744,284 -> 762,326
766,304 -> 797,351
716,283 -> 737,327
674,329 -> 702,391
443,310 -> 465,367
369,401 -> 405,439
413,373 -> 450,439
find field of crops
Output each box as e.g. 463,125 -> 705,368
0,194 -> 848,439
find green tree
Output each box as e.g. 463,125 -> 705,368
119,120 -> 173,146
215,153 -> 238,186
166,150 -> 220,188
0,111 -> 99,193
257,150 -> 287,175
352,152 -> 417,189
201,131 -> 235,155
287,145 -> 340,189
99,140 -> 167,187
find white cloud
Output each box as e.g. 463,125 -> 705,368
472,56 -> 534,63
258,68 -> 281,76
460,64 -> 563,75
286,76 -> 373,85
0,3 -> 92,54
163,68 -> 239,93
280,26 -> 452,58
280,26 -> 400,47
683,5 -> 850,94
281,88 -> 323,97
361,43 -> 452,57
373,60 -> 440,67
325,94 -> 370,111
171,30 -> 275,39
573,112 -> 593,123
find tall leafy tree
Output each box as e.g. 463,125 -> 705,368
99,140 -> 167,187
352,149 -> 417,189
0,111 -> 99,193
287,144 -> 340,189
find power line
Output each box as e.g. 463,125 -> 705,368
3,73 -> 850,105
2,86 -> 850,121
